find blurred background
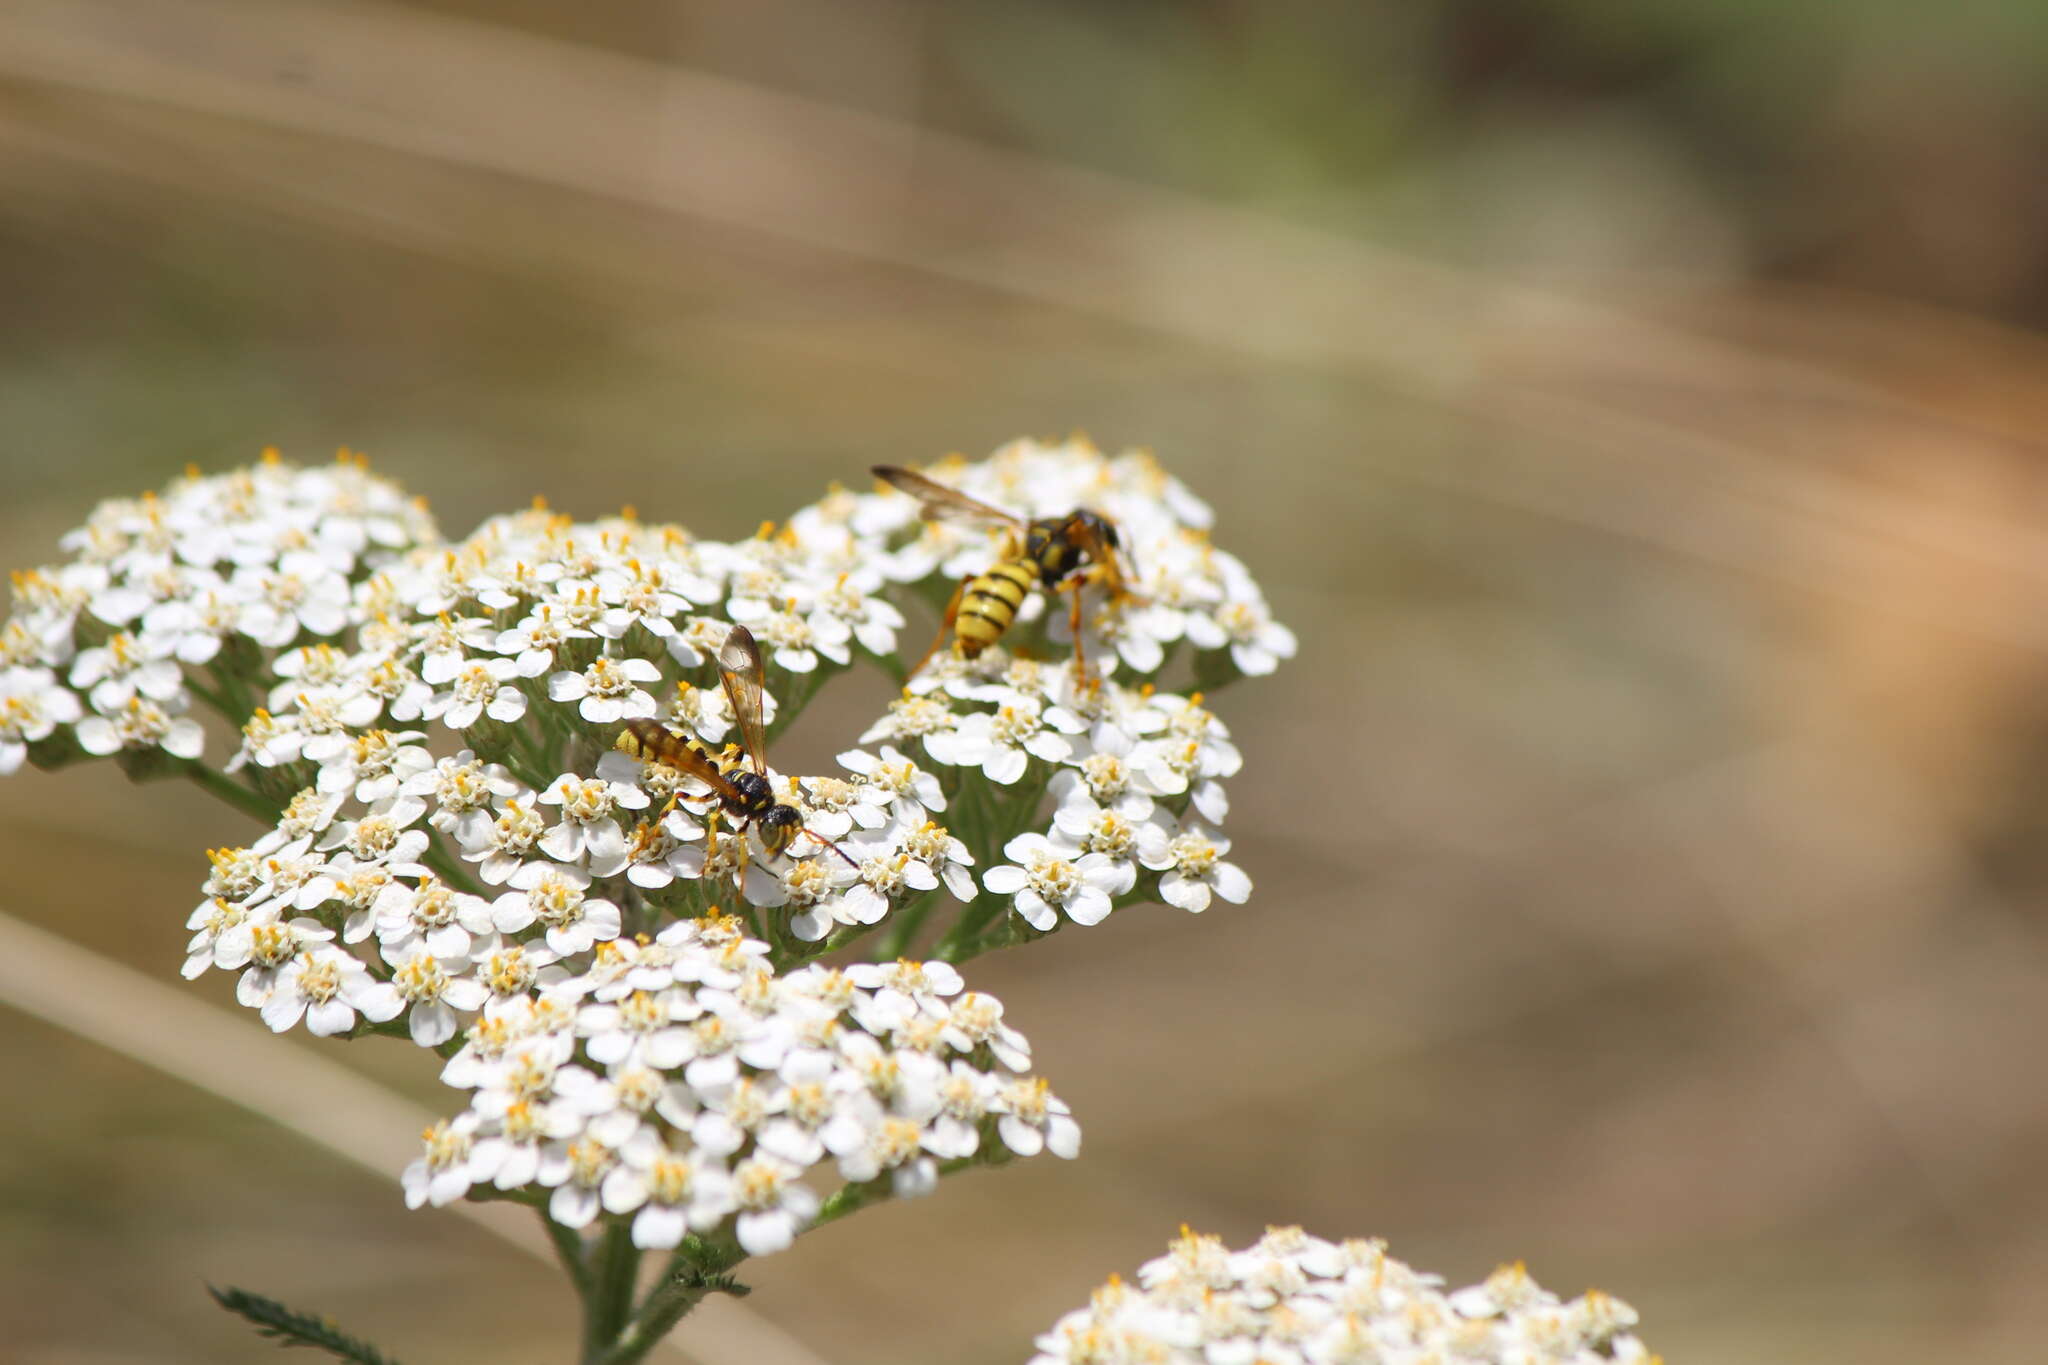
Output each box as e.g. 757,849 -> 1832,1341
4,1 -> 2048,1361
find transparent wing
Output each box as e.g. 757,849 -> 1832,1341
871,464 -> 1026,530
717,624 -> 772,776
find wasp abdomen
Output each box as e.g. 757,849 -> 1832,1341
616,720 -> 716,769
955,560 -> 1038,656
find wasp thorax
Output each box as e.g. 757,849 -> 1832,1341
730,770 -> 776,813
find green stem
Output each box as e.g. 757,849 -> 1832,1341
207,657 -> 260,723
181,761 -> 283,826
814,1150 -> 1010,1232
508,713 -> 560,788
421,842 -> 485,897
470,714 -> 553,792
866,646 -> 909,687
583,1219 -> 642,1364
596,1285 -> 713,1365
1190,646 -> 1246,695
598,1238 -> 747,1365
932,885 -> 1014,962
988,768 -> 1053,847
813,1176 -> 892,1230
183,675 -> 238,721
541,1209 -> 591,1297
771,914 -> 888,973
873,888 -> 941,961
950,911 -> 1036,964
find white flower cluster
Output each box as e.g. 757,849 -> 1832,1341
229,493 -> 906,786
404,920 -> 1075,1256
16,439 -> 1293,1248
1,451 -> 436,770
17,441 -> 1287,949
863,659 -> 1250,933
1032,1226 -> 1655,1365
188,737 -> 981,1042
793,436 -> 1297,680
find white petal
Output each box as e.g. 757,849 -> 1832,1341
983,748 -> 1029,785
736,1209 -> 797,1256
163,719 -> 205,759
550,1185 -> 601,1229
1022,731 -> 1072,763
633,1205 -> 687,1250
601,1167 -> 648,1214
1064,887 -> 1113,927
981,865 -> 1028,895
305,999 -> 357,1036
998,1115 -> 1045,1157
1211,862 -> 1252,904
1014,891 -> 1056,932
1047,1114 -> 1081,1159
409,1000 -> 457,1047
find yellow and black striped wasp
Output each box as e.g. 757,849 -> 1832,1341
615,624 -> 852,874
871,464 -> 1136,681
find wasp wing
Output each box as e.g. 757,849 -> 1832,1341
717,624 -> 773,776
871,465 -> 1026,529
617,719 -> 750,806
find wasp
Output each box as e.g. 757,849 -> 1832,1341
871,464 -> 1135,681
616,624 -> 851,873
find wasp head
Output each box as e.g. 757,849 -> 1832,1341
756,804 -> 803,858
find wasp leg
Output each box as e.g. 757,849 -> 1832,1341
732,841 -> 752,909
656,780 -> 714,825
909,574 -> 972,679
1102,555 -> 1140,607
701,805 -> 724,880
713,810 -> 754,908
1060,576 -> 1100,691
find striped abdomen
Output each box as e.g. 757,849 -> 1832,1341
615,720 -> 771,816
616,719 -> 718,770
955,559 -> 1038,656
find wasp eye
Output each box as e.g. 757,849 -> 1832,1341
758,806 -> 802,857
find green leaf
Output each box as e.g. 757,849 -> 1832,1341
206,1286 -> 405,1365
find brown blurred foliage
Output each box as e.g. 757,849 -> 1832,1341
2,2 -> 2046,1362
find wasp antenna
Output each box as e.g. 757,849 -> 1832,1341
805,829 -> 859,869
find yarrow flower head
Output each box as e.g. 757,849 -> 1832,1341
1031,1226 -> 1657,1365
411,919 -> 1076,1257
2,450 -> 436,770
9,438 -> 1296,1365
